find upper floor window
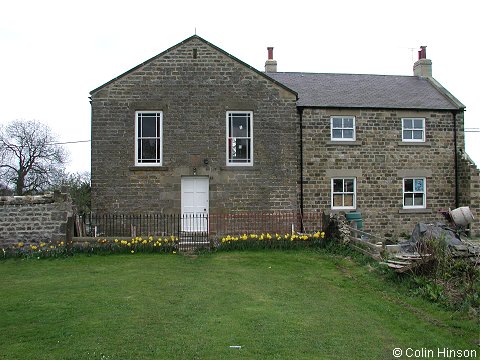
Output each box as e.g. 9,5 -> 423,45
135,111 -> 163,166
403,177 -> 426,208
331,178 -> 356,210
226,111 -> 253,166
331,116 -> 355,141
402,118 -> 425,142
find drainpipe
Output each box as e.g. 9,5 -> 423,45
299,107 -> 304,231
453,110 -> 459,208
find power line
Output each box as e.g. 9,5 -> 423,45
47,140 -> 91,145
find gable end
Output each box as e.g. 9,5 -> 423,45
90,35 -> 297,98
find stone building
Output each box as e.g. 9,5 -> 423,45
90,36 -> 479,237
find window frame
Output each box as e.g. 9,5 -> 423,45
135,111 -> 163,167
330,116 -> 356,141
226,111 -> 253,166
402,177 -> 426,209
402,118 -> 425,142
331,177 -> 357,210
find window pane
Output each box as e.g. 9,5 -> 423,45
344,195 -> 353,207
333,179 -> 343,192
413,119 -> 424,129
414,179 -> 424,192
403,130 -> 412,139
332,118 -> 342,128
413,130 -> 423,140
343,118 -> 354,128
344,179 -> 354,192
231,138 -> 249,161
232,116 -> 248,137
404,194 -> 413,206
332,129 -> 343,139
141,116 -> 157,137
333,194 -> 343,207
404,179 -> 413,192
403,119 -> 413,129
343,129 -> 354,139
141,139 -> 156,160
414,194 -> 424,206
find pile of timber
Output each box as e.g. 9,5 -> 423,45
380,252 -> 433,273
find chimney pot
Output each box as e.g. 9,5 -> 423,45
418,45 -> 427,60
267,47 -> 274,60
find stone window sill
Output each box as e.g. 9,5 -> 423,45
129,166 -> 169,171
326,140 -> 361,146
220,166 -> 256,171
398,208 -> 432,214
397,141 -> 431,147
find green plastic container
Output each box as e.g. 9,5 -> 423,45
345,212 -> 363,229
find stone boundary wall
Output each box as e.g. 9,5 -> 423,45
0,192 -> 73,247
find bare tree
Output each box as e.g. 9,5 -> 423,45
0,120 -> 68,195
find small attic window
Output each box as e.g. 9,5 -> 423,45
192,48 -> 197,59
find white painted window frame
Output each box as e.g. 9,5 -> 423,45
135,111 -> 163,166
226,111 -> 253,166
402,177 -> 426,209
402,118 -> 425,142
330,116 -> 356,141
331,177 -> 356,210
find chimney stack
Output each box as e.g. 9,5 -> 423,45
265,47 -> 277,72
413,45 -> 432,77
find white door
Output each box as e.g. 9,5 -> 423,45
181,177 -> 209,232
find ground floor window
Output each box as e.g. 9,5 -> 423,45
331,178 -> 356,210
403,177 -> 426,208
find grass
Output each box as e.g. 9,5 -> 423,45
1,250 -> 478,360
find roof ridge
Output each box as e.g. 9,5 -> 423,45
269,71 -> 418,78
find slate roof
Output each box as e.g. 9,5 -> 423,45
267,72 -> 464,110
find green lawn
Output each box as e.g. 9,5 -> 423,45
1,251 -> 478,359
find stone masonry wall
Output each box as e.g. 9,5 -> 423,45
302,108 -> 464,239
90,37 -> 300,214
0,192 -> 73,246
458,152 -> 480,236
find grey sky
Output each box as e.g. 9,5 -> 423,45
1,0 -> 478,172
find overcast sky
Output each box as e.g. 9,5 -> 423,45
1,0 -> 478,173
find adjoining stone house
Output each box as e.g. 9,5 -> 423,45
90,35 -> 479,237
